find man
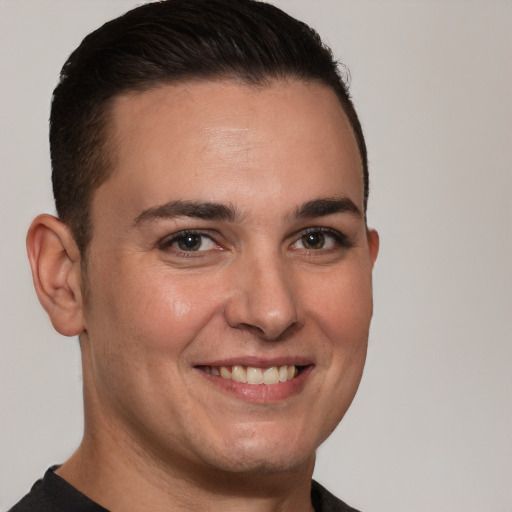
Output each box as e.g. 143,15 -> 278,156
10,0 -> 378,510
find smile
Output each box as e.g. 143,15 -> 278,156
200,365 -> 301,385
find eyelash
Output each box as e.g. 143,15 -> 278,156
158,230 -> 220,255
158,227 -> 352,255
292,227 -> 353,251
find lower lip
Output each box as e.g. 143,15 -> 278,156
197,366 -> 313,403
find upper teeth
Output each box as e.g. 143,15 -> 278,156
203,365 -> 297,385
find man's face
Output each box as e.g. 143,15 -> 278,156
80,80 -> 378,477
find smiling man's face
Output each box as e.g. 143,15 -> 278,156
78,79 -> 378,478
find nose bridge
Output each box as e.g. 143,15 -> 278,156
225,246 -> 300,340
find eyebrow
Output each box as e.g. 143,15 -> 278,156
294,197 -> 361,219
133,200 -> 240,226
133,196 -> 361,227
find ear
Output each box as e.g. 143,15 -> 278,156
366,228 -> 380,268
26,214 -> 85,336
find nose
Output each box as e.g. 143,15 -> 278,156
224,252 -> 301,341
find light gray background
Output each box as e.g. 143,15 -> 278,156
1,1 -> 511,510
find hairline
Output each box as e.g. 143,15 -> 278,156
78,74 -> 366,259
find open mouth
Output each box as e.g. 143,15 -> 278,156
197,365 -> 307,385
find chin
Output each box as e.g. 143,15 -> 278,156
195,427 -> 319,476
205,449 -> 314,477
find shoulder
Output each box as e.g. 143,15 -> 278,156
8,466 -> 108,512
311,480 -> 362,512
8,475 -> 50,512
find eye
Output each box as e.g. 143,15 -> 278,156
290,228 -> 351,251
299,231 -> 332,250
160,231 -> 220,253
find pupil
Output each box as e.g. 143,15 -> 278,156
179,235 -> 201,251
305,232 -> 324,249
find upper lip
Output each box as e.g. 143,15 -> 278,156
194,356 -> 314,368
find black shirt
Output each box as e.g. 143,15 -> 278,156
9,466 -> 361,512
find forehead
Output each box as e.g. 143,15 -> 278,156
97,79 -> 364,218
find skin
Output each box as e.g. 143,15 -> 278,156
28,79 -> 378,512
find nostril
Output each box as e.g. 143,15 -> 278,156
254,320 -> 302,343
237,323 -> 266,337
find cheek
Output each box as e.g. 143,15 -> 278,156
308,262 -> 374,343
85,260 -> 221,360
305,259 -> 373,408
82,264 -> 223,420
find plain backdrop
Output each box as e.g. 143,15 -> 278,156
1,1 -> 511,511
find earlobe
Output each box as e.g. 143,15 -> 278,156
367,228 -> 379,268
26,214 -> 85,337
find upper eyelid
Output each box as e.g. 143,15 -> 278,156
289,225 -> 346,240
291,226 -> 353,249
162,228 -> 217,240
158,226 -> 350,249
158,229 -> 218,249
